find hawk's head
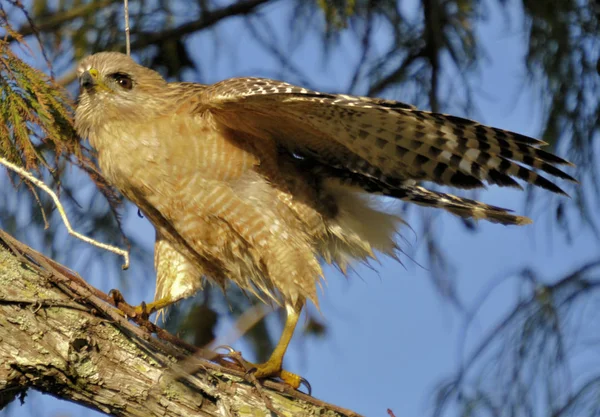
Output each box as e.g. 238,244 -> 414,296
75,52 -> 167,138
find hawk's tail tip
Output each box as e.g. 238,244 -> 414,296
460,205 -> 533,226
511,214 -> 533,226
492,213 -> 533,226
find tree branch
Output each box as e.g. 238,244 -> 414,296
130,0 -> 276,50
4,0 -> 120,43
6,0 -> 275,49
0,230 -> 361,417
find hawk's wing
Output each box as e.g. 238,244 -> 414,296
192,77 -> 575,196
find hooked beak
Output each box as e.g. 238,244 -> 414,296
80,68 -> 100,90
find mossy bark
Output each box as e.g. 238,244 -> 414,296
0,236 -> 359,417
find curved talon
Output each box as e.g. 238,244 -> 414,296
299,376 -> 312,396
214,345 -> 236,354
213,346 -> 248,371
108,288 -> 126,306
244,366 -> 258,376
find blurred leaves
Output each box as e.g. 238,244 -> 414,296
302,313 -> 327,337
433,261 -> 600,417
171,302 -> 219,348
520,0 -> 599,235
149,39 -> 195,78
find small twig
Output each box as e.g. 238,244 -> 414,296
123,0 -> 130,55
0,297 -> 92,313
0,156 -> 130,269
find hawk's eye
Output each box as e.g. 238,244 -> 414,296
109,72 -> 133,90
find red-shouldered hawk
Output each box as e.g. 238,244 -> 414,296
75,52 -> 575,388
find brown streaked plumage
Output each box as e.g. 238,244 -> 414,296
75,52 -> 576,387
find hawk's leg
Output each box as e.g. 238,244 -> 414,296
240,299 -> 304,389
133,296 -> 174,317
151,231 -> 204,321
109,232 -> 202,320
108,288 -> 173,320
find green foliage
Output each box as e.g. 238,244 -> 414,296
0,36 -> 80,173
317,0 -> 357,28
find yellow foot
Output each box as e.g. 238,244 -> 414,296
241,359 -> 303,390
108,289 -> 172,320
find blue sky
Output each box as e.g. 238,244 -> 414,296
4,1 -> 596,416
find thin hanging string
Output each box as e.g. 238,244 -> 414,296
124,0 -> 131,55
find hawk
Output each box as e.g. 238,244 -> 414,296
75,52 -> 575,388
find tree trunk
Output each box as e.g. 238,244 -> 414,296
0,230 -> 360,417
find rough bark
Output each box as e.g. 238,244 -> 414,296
0,230 -> 360,417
